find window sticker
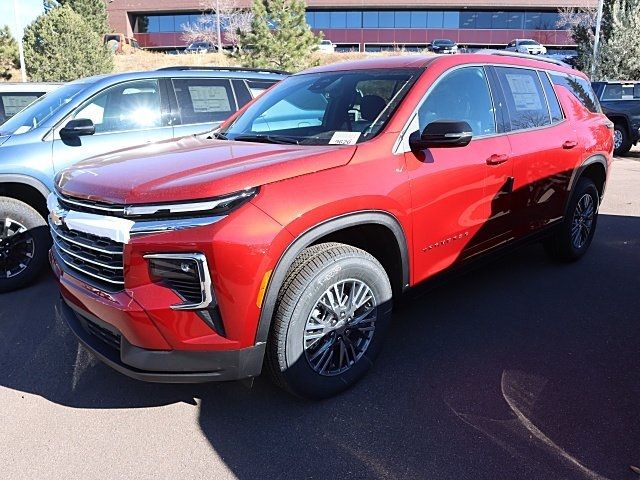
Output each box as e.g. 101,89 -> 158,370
505,73 -> 542,111
329,131 -> 361,145
188,86 -> 231,112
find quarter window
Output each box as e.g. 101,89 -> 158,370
538,71 -> 564,123
73,79 -> 163,134
418,66 -> 496,137
495,67 -> 551,131
550,73 -> 601,113
172,78 -> 236,125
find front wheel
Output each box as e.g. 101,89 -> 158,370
544,178 -> 599,262
266,243 -> 393,399
0,197 -> 51,292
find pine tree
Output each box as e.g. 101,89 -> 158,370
58,0 -> 110,36
23,5 -> 113,82
237,0 -> 319,72
0,26 -> 19,80
594,0 -> 640,80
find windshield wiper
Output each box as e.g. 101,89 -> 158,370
207,131 -> 228,140
233,134 -> 300,145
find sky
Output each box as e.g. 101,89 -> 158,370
0,0 -> 45,38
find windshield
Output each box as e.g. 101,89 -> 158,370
221,69 -> 421,145
0,83 -> 87,136
434,40 -> 454,46
519,40 -> 540,46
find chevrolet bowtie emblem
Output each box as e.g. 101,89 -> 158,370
50,208 -> 66,227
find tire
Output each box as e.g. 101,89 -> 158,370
0,196 -> 51,292
544,178 -> 599,263
266,243 -> 393,399
613,123 -> 632,156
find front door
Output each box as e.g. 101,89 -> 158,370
403,66 -> 512,283
52,78 -> 174,174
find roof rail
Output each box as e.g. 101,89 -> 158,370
156,66 -> 290,75
475,49 -> 572,69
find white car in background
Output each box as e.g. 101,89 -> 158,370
506,39 -> 547,55
0,82 -> 62,124
318,39 -> 336,53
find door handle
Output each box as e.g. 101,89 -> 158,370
562,140 -> 578,149
486,153 -> 509,165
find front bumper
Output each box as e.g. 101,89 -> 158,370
56,296 -> 265,383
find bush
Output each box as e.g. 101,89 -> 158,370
237,0 -> 319,72
0,26 -> 19,80
23,5 -> 113,82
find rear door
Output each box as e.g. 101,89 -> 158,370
52,78 -> 173,173
169,77 -> 238,137
493,66 -> 579,238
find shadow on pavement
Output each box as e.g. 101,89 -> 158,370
0,214 -> 639,479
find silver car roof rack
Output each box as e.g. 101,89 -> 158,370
475,49 -> 571,68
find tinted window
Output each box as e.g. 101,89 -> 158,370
507,12 -> 524,28
443,12 -> 459,28
172,78 -> 235,125
538,71 -> 563,123
476,12 -> 492,29
232,80 -> 252,107
427,11 -> 443,28
379,11 -> 394,28
418,66 -> 496,137
315,12 -> 330,28
459,12 -> 476,29
551,73 -> 601,113
346,11 -> 362,28
0,93 -> 43,123
491,11 -> 509,29
305,12 -> 314,27
73,80 -> 163,134
363,11 -> 378,28
74,80 -> 163,134
245,79 -> 278,97
496,67 -> 551,130
395,11 -> 411,28
158,16 -> 174,32
330,11 -> 346,28
411,11 -> 427,28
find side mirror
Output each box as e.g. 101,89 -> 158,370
60,118 -> 95,139
409,120 -> 473,150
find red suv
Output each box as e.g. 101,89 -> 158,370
49,53 -> 613,398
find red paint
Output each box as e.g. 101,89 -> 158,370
54,54 -> 612,371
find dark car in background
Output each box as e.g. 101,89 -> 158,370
430,39 -> 458,54
592,81 -> 640,155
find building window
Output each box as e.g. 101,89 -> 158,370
174,15 -> 191,31
443,11 -> 459,28
507,12 -> 524,29
346,11 -> 362,28
395,11 -> 411,28
305,12 -> 314,27
378,11 -> 394,28
330,11 -> 347,28
363,11 -> 378,28
427,11 -> 443,28
410,11 -> 427,28
158,15 -> 175,32
491,11 -> 509,29
315,11 -> 330,29
459,12 -> 476,29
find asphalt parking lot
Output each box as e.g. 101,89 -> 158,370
1,153 -> 639,480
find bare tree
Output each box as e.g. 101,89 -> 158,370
557,2 -> 597,30
180,0 -> 252,51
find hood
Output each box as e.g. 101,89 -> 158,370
56,135 -> 356,204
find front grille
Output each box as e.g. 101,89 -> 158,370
82,315 -> 121,351
50,221 -> 124,290
57,194 -> 125,217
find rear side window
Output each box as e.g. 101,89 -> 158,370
538,72 -> 564,123
232,79 -> 252,108
602,84 -> 640,100
495,67 -> 550,131
0,93 -> 43,123
551,73 -> 601,113
172,78 -> 237,125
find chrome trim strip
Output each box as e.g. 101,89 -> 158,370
57,195 -> 125,214
50,221 -> 123,255
143,253 -> 213,310
124,194 -> 246,216
53,249 -> 125,286
52,237 -> 123,271
130,216 -> 225,236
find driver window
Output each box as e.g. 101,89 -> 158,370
73,79 -> 163,134
418,66 -> 496,137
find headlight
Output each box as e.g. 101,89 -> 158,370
124,188 -> 257,218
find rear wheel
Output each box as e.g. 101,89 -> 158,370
0,197 -> 51,292
266,243 -> 392,399
613,123 -> 632,156
544,178 -> 599,262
